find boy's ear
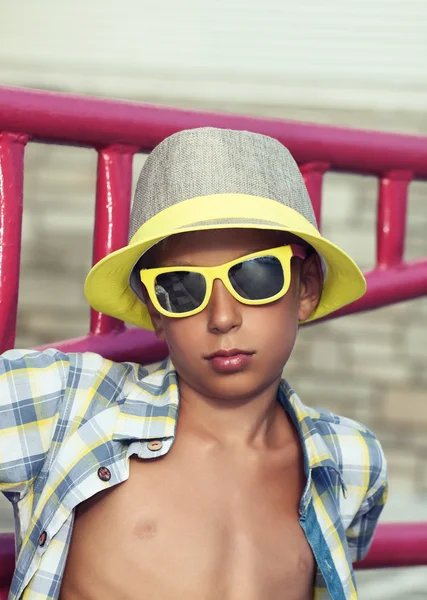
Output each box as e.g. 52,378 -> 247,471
141,285 -> 166,341
297,253 -> 323,322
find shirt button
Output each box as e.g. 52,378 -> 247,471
97,466 -> 111,481
38,531 -> 47,547
147,440 -> 163,452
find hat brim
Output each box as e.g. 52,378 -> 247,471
84,194 -> 366,330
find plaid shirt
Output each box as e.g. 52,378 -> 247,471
0,348 -> 388,600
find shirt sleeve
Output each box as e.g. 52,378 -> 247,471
0,348 -> 71,498
345,438 -> 389,563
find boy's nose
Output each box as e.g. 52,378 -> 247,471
206,279 -> 242,334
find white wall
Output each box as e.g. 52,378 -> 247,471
1,0 -> 426,109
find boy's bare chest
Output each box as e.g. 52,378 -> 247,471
60,440 -> 315,600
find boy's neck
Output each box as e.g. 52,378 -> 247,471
176,375 -> 290,449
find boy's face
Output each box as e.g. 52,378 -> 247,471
144,228 -> 322,402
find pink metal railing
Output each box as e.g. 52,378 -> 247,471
0,88 -> 427,361
0,132 -> 28,351
0,86 -> 427,592
1,86 -> 427,359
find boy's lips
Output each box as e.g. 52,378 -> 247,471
204,349 -> 255,373
205,348 -> 254,359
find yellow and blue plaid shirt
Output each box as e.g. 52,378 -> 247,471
0,348 -> 388,600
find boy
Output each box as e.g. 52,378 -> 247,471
0,128 -> 387,600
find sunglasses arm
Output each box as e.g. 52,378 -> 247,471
290,244 -> 308,261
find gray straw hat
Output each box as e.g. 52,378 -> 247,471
85,127 -> 366,329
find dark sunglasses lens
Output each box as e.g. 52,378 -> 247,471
155,272 -> 206,313
229,256 -> 284,300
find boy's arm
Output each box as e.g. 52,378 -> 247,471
345,439 -> 389,563
0,348 -> 71,498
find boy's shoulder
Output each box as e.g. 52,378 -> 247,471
280,379 -> 386,491
0,348 -> 166,416
309,403 -> 379,440
311,405 -> 385,471
1,347 -> 158,381
281,377 -> 380,441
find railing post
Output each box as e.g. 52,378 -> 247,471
300,162 -> 329,230
90,145 -> 138,336
377,170 -> 413,269
0,132 -> 28,352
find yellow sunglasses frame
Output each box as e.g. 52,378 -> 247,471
139,244 -> 307,319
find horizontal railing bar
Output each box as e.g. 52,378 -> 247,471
37,329 -> 169,366
1,86 -> 427,178
317,259 -> 427,322
354,522 -> 427,569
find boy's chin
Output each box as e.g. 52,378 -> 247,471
194,373 -> 280,403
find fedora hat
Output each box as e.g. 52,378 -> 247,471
85,127 -> 366,329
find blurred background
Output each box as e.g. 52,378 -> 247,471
0,1 -> 426,598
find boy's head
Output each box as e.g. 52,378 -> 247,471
134,226 -> 323,400
85,128 -> 366,359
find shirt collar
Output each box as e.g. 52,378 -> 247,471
278,379 -> 341,474
113,358 -> 341,479
113,357 -> 179,442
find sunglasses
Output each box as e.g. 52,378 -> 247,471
139,244 -> 307,318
